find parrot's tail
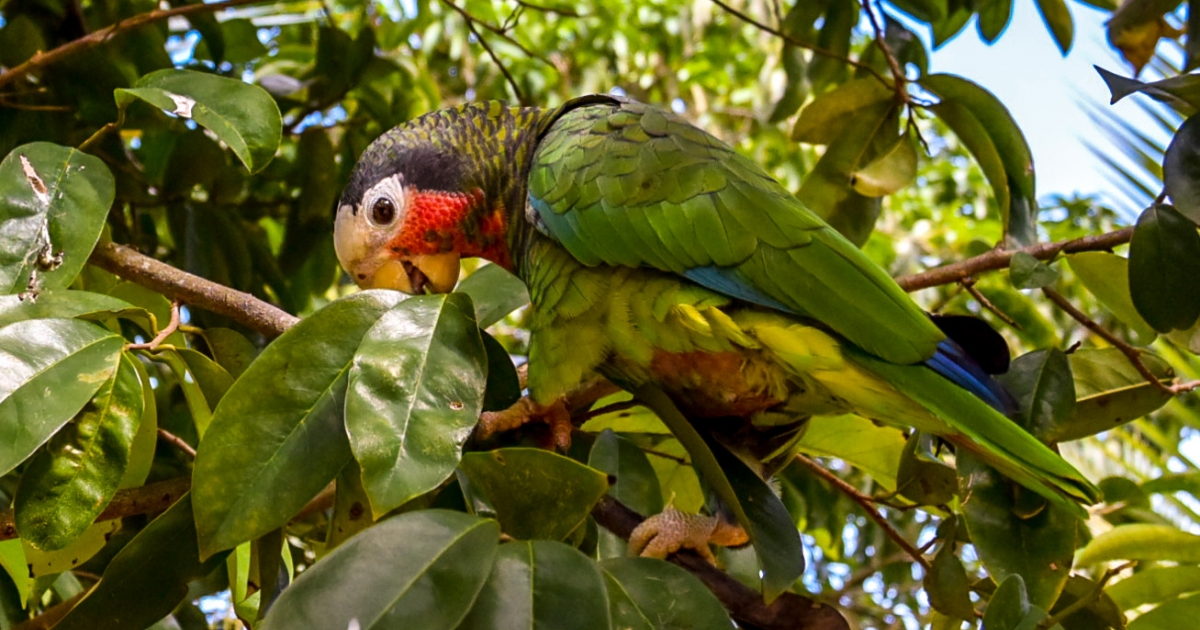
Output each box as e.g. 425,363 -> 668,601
924,339 -> 1019,416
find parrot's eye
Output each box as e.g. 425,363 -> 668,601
371,198 -> 397,225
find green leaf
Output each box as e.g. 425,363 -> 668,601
1054,348 -> 1173,441
1129,204 -> 1200,332
958,452 -> 1075,609
0,318 -> 123,476
1043,576 -> 1124,630
977,0 -> 1015,42
601,557 -> 732,630
1164,114 -> 1200,224
120,353 -> 157,488
1010,252 -> 1058,289
850,131 -> 919,197
458,448 -> 609,541
791,77 -> 894,145
175,347 -> 234,413
193,290 -> 405,559
0,289 -> 139,329
1066,253 -> 1155,339
326,459 -> 375,550
896,432 -> 958,505
998,348 -> 1075,442
1034,0 -> 1074,54
54,494 -> 229,630
1077,523 -> 1200,566
924,74 -> 1037,244
347,292 -> 487,518
262,510 -> 499,630
459,541 -> 612,630
1096,66 -> 1200,115
1128,593 -> 1200,630
589,430 -> 665,558
984,574 -> 1049,630
23,519 -> 119,578
795,414 -> 905,492
481,331 -> 520,413
116,69 -> 282,173
15,352 -> 143,551
1106,565 -> 1200,610
457,264 -> 530,328
0,540 -> 28,606
199,327 -> 258,379
0,143 -> 115,294
924,521 -> 976,620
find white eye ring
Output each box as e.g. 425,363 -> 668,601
361,175 -> 406,227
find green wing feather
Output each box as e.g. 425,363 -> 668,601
528,98 -> 944,365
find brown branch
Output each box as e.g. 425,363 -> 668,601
89,241 -> 298,338
860,0 -> 908,104
454,5 -> 527,105
961,278 -> 1021,329
0,0 -> 272,90
591,496 -> 849,630
440,0 -> 550,64
895,227 -> 1135,292
0,477 -> 191,542
127,300 -> 182,351
792,454 -> 931,572
708,0 -> 890,87
514,0 -> 583,17
156,428 -> 197,459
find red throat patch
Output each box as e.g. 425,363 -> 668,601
388,188 -> 512,269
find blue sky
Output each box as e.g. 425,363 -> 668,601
920,1 -> 1168,217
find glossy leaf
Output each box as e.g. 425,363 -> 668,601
1076,524 -> 1200,566
199,327 -> 258,379
1128,204 -> 1200,332
193,290 -> 405,559
116,70 -> 282,173
983,574 -> 1048,630
589,430 -> 665,558
0,289 -> 139,329
1106,565 -> 1200,610
120,354 -> 157,489
851,131 -> 919,197
54,494 -> 229,630
458,541 -> 612,630
1045,575 -> 1125,629
998,348 -> 1075,442
481,331 -> 521,413
347,293 -> 486,518
958,452 -> 1075,609
458,448 -> 609,541
16,352 -> 143,551
791,77 -> 894,145
601,557 -> 732,630
23,520 -> 120,578
262,510 -> 499,630
796,414 -> 905,492
0,143 -> 114,293
1127,594 -> 1200,630
1066,252 -> 1155,339
1010,252 -> 1058,289
1164,114 -> 1200,224
0,318 -> 123,476
457,264 -> 530,328
1055,348 -> 1173,441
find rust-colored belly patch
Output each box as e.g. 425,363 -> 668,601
648,349 -> 782,418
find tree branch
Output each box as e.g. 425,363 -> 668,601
860,0 -> 908,104
791,454 -> 931,572
591,496 -> 848,630
89,242 -> 298,338
894,227 -> 1135,292
707,0 -> 890,87
0,0 -> 273,90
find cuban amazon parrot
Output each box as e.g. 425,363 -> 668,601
334,95 -> 1100,560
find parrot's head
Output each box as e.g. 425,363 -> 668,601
334,120 -> 513,295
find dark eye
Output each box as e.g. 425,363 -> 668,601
371,198 -> 396,225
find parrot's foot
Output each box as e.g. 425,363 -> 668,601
477,396 -> 573,450
627,507 -> 749,565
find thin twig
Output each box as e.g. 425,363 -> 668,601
89,242 -> 299,338
157,428 -> 197,459
1041,287 -> 1177,396
0,0 -> 272,89
127,300 -> 183,351
439,0 -> 551,66
961,278 -> 1021,329
895,227 -> 1135,292
708,0 -> 890,87
514,0 -> 582,17
860,0 -> 908,104
641,447 -> 689,465
441,0 -> 527,104
793,453 -> 931,571
576,399 -> 642,423
1036,562 -> 1133,629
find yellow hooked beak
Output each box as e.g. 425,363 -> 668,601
367,254 -> 461,294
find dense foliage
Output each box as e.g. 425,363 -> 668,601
2,0 -> 1200,628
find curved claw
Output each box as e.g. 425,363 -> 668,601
627,507 -> 748,565
477,396 -> 573,450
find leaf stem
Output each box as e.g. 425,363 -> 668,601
860,0 -> 909,105
156,428 -> 197,459
126,299 -> 182,351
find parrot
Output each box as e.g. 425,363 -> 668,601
333,94 -> 1100,560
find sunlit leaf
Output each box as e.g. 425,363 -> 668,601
851,131 -> 919,197
1077,523 -> 1200,566
1106,565 -> 1200,610
796,414 -> 904,492
791,77 -> 893,145
457,263 -> 530,328
1066,252 -> 1155,339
